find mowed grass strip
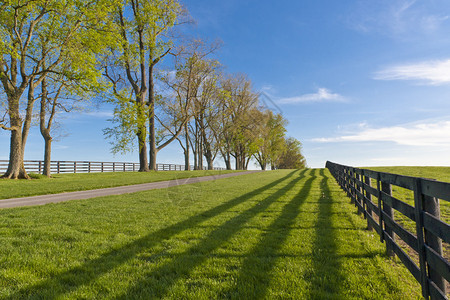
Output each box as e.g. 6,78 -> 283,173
0,169 -> 420,299
368,166 -> 450,183
368,166 -> 450,221
0,170 -> 240,200
367,166 -> 450,265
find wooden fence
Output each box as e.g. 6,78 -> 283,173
0,160 -> 225,174
326,161 -> 449,300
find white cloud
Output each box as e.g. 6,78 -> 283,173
374,59 -> 450,85
348,0 -> 450,37
421,15 -> 450,32
312,120 -> 450,146
54,145 -> 69,150
84,111 -> 114,118
278,88 -> 347,104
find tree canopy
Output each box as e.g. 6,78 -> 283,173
0,0 -> 306,178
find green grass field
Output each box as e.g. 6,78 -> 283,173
367,166 -> 450,265
0,170 -> 240,200
0,169 -> 420,299
367,166 -> 450,224
368,166 -> 450,183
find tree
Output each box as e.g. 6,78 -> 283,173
39,71 -> 98,177
147,0 -> 186,170
186,54 -> 220,170
275,137 -> 307,169
253,110 -> 287,170
0,0 -> 115,179
218,74 -> 259,170
159,39 -> 220,170
104,0 -> 185,171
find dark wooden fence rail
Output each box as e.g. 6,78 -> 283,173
326,161 -> 449,300
0,160 -> 225,174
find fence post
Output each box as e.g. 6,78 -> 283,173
423,193 -> 446,295
38,161 -> 42,174
364,175 -> 373,231
376,174 -> 384,243
414,178 -> 429,299
88,162 -> 91,173
345,168 -> 352,202
113,162 -> 115,172
352,169 -> 357,207
123,163 -> 126,172
381,181 -> 395,257
355,173 -> 363,215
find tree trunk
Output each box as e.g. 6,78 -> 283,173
3,128 -> 28,179
205,151 -> 213,170
137,128 -> 149,172
259,160 -> 266,170
39,77 -> 53,177
201,121 -> 213,170
136,97 -> 149,172
43,136 -> 52,176
225,159 -> 231,170
184,125 -> 190,170
197,119 -> 203,170
21,83 -> 37,159
244,156 -> 250,170
224,151 -> 232,170
2,94 -> 29,179
148,64 -> 157,170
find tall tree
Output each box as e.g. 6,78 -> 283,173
39,71 -> 98,177
104,0 -> 184,171
254,110 -> 287,170
275,137 -> 307,169
147,0 -> 185,170
218,74 -> 258,170
104,0 -> 151,171
0,0 -> 115,179
158,39 -> 220,170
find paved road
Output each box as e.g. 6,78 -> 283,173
0,171 -> 260,209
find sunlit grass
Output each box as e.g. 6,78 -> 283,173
0,170 -> 240,200
0,169 -> 420,299
367,166 -> 450,265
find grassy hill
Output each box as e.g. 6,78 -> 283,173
368,166 -> 450,182
0,169 -> 420,298
0,170 -> 240,200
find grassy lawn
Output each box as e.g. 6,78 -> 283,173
0,169 -> 420,299
368,166 -> 450,183
366,166 -> 450,223
366,166 -> 450,265
0,170 -> 240,200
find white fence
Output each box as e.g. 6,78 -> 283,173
0,160 -> 225,174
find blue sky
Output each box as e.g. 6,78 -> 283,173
2,0 -> 450,169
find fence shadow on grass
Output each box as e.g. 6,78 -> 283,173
8,171 -> 299,299
221,169 -> 317,298
305,169 -> 345,298
113,169 -> 309,299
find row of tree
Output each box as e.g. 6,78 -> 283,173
0,0 -> 305,179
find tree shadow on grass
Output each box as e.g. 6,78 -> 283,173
8,171 -> 299,299
113,169 -> 309,299
221,169 -> 317,299
306,169 -> 345,299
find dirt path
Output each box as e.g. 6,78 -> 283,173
0,171 -> 260,209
